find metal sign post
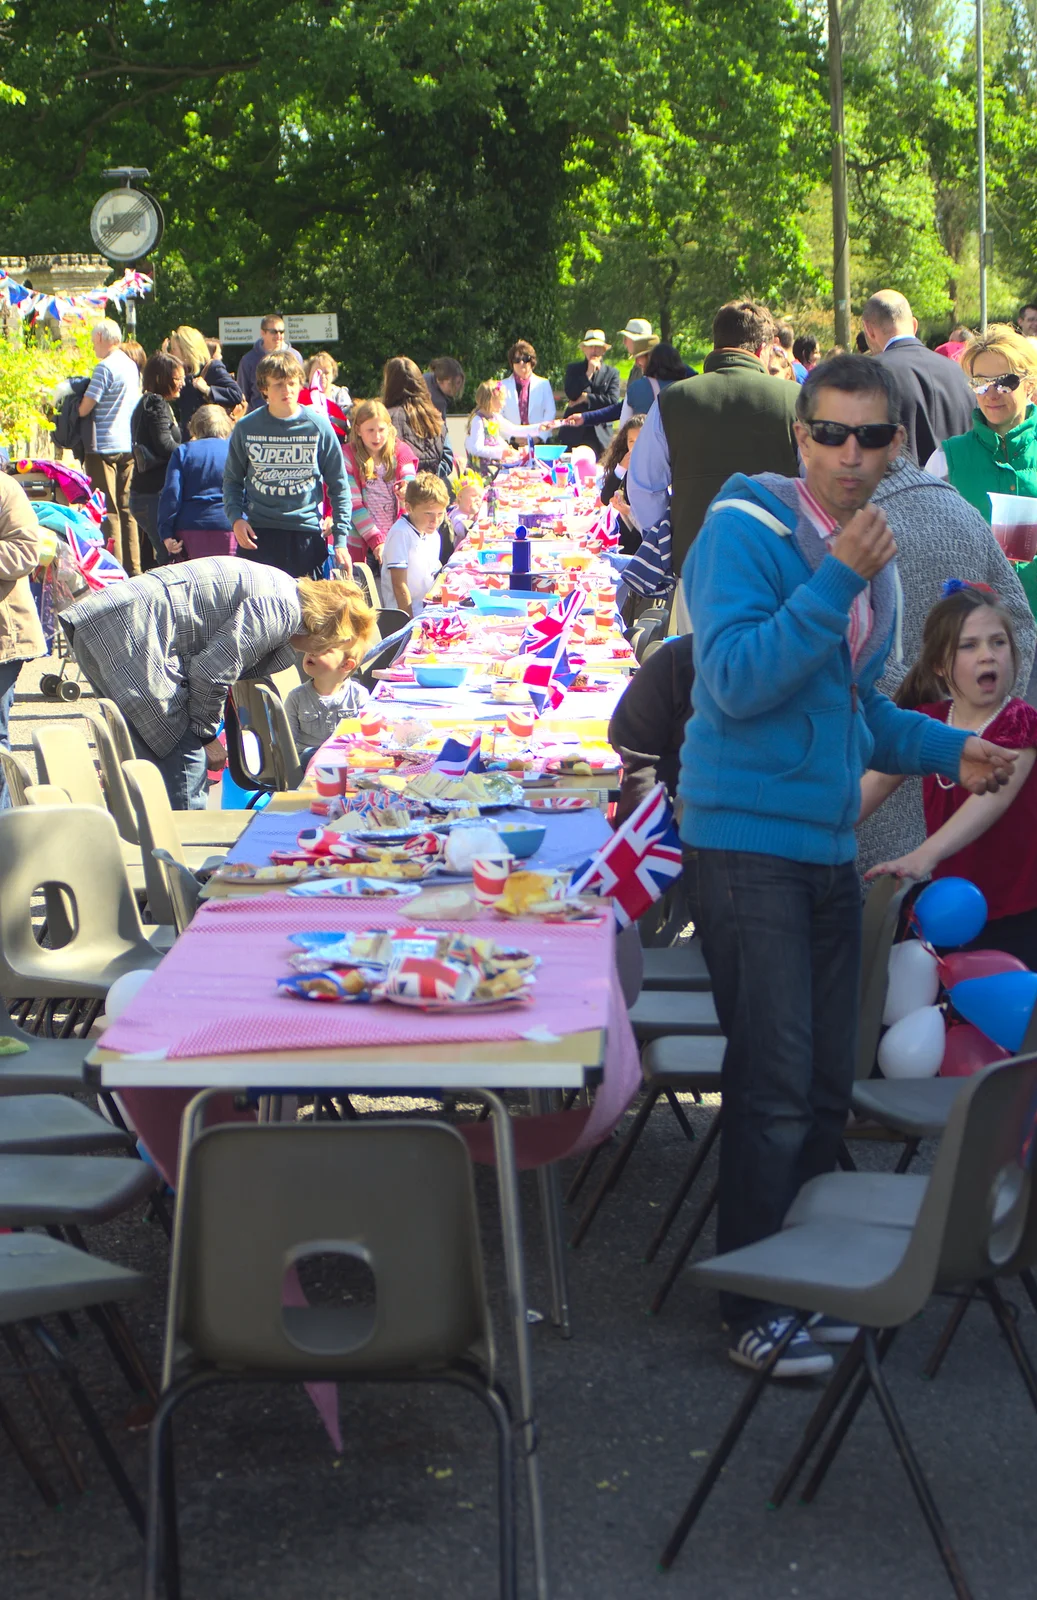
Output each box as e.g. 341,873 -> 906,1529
91,167 -> 163,333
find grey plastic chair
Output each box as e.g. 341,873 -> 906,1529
31,725 -> 152,895
0,746 -> 34,807
122,761 -> 224,929
659,1053 -> 1037,1598
95,697 -> 136,764
87,710 -> 251,850
0,1009 -> 89,1095
641,939 -> 711,992
250,682 -> 304,789
0,1231 -> 147,1529
145,1109 -> 517,1599
151,849 -> 203,934
0,805 -> 162,1010
0,1094 -> 133,1155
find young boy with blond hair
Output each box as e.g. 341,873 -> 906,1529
223,351 -> 352,578
379,472 -> 449,615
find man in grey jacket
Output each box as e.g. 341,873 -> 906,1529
856,456 -> 1036,873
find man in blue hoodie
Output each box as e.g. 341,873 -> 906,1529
681,354 -> 1016,1378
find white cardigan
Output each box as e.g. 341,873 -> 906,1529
500,373 -> 555,441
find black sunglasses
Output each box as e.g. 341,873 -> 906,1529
968,371 -> 1022,395
806,420 -> 899,449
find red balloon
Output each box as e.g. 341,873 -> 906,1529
938,948 -> 1029,987
940,1023 -> 1009,1078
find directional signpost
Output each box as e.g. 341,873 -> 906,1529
218,314 -> 340,346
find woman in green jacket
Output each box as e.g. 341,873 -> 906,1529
926,322 -> 1037,612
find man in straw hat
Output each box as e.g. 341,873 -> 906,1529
562,329 -> 621,456
619,317 -> 654,355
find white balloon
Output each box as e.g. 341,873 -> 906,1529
104,969 -> 154,1020
877,1005 -> 946,1079
883,939 -> 940,1026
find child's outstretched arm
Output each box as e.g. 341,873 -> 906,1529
858,769 -> 905,822
865,747 -> 1034,881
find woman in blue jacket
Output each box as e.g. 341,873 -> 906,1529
157,405 -> 236,561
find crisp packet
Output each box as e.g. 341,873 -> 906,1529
277,970 -> 372,1002
380,955 -> 477,1003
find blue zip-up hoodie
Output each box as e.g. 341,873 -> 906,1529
678,471 -> 969,865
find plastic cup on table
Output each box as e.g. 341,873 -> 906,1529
989,493 -> 1037,561
359,709 -> 384,740
472,856 -> 513,906
506,708 -> 536,738
313,761 -> 349,798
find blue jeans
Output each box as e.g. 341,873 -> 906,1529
684,848 -> 862,1330
130,727 -> 209,811
0,658 -> 24,809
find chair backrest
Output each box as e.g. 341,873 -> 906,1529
169,1119 -> 493,1377
227,680 -> 279,790
351,563 -> 378,609
881,1055 -> 1037,1321
95,699 -> 136,763
268,662 -> 305,702
0,748 -> 36,808
855,876 -> 912,1080
24,784 -> 72,806
0,805 -> 149,998
615,923 -> 645,1009
250,683 -> 303,790
355,616 -> 411,692
152,849 -> 202,934
122,759 -> 185,925
221,690 -> 272,798
32,726 -> 106,810
84,711 -> 139,843
377,608 -> 410,638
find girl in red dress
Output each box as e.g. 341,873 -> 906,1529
864,580 -> 1037,967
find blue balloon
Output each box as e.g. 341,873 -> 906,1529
914,877 -> 987,949
950,972 -> 1037,1053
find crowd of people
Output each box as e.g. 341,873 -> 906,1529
4,285 -> 1037,1381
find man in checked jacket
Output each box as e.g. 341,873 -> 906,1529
60,557 -> 355,808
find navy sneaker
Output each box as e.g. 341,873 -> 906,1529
728,1317 -> 834,1379
808,1313 -> 860,1345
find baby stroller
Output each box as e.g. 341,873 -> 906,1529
27,484 -> 127,699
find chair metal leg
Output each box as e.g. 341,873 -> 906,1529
647,1180 -> 718,1316
30,1320 -> 145,1535
63,1225 -> 159,1404
658,1316 -> 806,1572
531,1088 -> 571,1338
663,1087 -> 695,1143
769,1330 -> 868,1508
894,1136 -> 922,1174
569,1086 -> 660,1248
2,1324 -> 86,1492
644,1111 -> 721,1264
564,1140 -> 603,1205
835,1140 -> 857,1171
922,1289 -> 974,1381
800,1325 -> 899,1504
1018,1267 -> 1037,1317
862,1330 -> 974,1600
447,1369 -> 518,1600
0,1376 -> 62,1507
982,1279 -> 1037,1416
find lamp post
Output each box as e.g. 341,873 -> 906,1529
976,0 -> 988,332
829,0 -> 852,348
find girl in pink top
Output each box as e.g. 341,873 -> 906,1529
342,399 -> 417,567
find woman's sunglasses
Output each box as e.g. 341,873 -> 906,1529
968,372 -> 1023,395
513,356 -> 534,367
806,420 -> 899,448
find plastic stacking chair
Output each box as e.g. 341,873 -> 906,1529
0,1232 -> 147,1530
250,682 -> 304,789
641,877 -> 912,1312
145,1109 -> 518,1600
0,1008 -> 91,1095
0,805 -> 162,1011
0,747 -> 34,807
225,679 -> 279,794
95,698 -> 135,764
31,725 -> 150,896
268,661 -> 305,702
658,1053 -> 1037,1599
354,611 -> 411,692
24,783 -> 71,807
350,562 -> 379,608
151,849 -> 203,934
0,1095 -> 133,1155
641,939 -> 711,992
122,760 -> 224,929
85,711 -> 250,851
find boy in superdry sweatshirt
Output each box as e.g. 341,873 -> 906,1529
223,351 -> 352,579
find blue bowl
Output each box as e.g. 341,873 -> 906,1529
497,823 -> 547,859
414,665 -> 469,689
533,445 -> 567,462
470,591 -> 564,614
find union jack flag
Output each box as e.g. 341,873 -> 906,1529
569,783 -> 683,926
431,732 -> 484,778
519,588 -> 587,653
521,633 -> 577,717
62,524 -> 127,591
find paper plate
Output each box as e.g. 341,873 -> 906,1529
287,878 -> 422,899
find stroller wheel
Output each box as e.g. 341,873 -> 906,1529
57,681 -> 81,702
39,674 -> 60,698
